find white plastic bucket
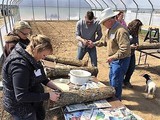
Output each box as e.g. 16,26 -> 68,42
69,70 -> 91,85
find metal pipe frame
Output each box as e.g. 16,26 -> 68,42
11,0 -> 16,22
101,0 -> 109,8
120,0 -> 127,19
57,0 -> 59,20
3,0 -> 22,33
0,30 -> 4,56
84,0 -> 92,10
13,0 -> 22,7
1,0 -> 7,57
2,0 -> 156,25
18,0 -> 23,20
120,0 -> 127,11
13,0 -> 22,22
31,0 -> 35,20
88,0 -> 97,16
94,0 -> 103,10
0,0 -> 20,55
9,0 -> 14,26
6,0 -> 12,31
148,0 -> 154,25
83,0 -> 92,19
133,0 -> 139,19
2,0 -> 8,33
68,0 -> 70,20
111,0 -> 117,10
44,0 -> 47,20
79,0 -> 81,20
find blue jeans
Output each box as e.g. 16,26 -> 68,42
124,54 -> 136,84
109,57 -> 130,100
77,46 -> 97,67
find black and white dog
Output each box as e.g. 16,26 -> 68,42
143,74 -> 156,98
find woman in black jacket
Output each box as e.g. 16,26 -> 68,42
2,34 -> 60,120
3,21 -> 49,120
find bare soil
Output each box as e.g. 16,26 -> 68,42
1,21 -> 160,120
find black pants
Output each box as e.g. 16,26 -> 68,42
33,101 -> 45,120
124,54 -> 136,84
31,84 -> 45,120
12,111 -> 36,120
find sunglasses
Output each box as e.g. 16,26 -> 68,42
19,30 -> 30,36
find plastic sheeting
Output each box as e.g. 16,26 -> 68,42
0,0 -> 160,57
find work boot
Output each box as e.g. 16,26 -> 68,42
124,82 -> 133,88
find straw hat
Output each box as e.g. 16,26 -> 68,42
99,8 -> 118,24
13,21 -> 31,30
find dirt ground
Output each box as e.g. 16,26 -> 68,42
1,21 -> 160,120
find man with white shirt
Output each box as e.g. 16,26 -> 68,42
99,8 -> 131,100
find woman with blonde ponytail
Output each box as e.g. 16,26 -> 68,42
2,34 -> 60,120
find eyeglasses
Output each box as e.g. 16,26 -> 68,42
19,30 -> 30,36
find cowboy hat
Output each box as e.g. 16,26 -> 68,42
99,8 -> 118,24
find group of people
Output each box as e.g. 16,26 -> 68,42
1,8 -> 143,120
2,21 -> 61,120
76,8 -> 143,100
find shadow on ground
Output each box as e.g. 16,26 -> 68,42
122,84 -> 160,117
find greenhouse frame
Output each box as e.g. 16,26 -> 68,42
0,1 -> 160,120
0,0 -> 160,56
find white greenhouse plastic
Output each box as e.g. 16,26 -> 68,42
0,0 -> 160,56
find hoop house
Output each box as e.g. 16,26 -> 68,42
0,0 -> 160,56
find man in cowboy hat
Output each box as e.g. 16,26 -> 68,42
99,8 -> 131,100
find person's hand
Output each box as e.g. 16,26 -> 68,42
49,91 -> 60,102
106,56 -> 113,63
82,39 -> 88,46
135,43 -> 139,49
130,43 -> 139,49
87,40 -> 94,48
